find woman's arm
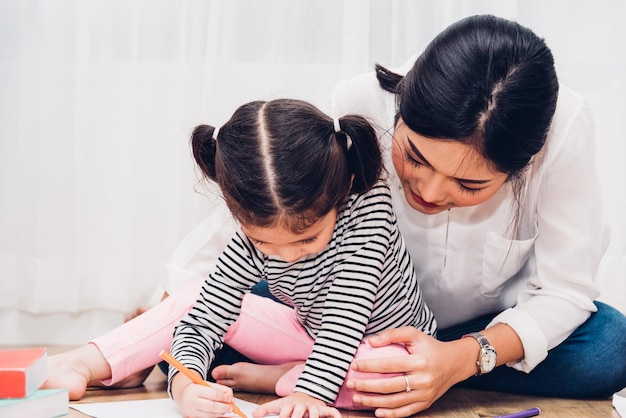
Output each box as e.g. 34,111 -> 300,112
347,323 -> 523,417
490,86 -> 606,372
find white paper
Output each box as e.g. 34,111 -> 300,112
614,389 -> 626,418
71,397 -> 260,418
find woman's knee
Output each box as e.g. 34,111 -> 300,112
590,301 -> 626,395
565,301 -> 626,397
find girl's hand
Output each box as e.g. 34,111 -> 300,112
346,327 -> 475,418
253,392 -> 342,418
171,373 -> 235,418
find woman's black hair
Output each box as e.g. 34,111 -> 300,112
191,99 -> 383,232
376,14 -> 559,180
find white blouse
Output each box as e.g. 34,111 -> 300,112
166,60 -> 609,373
328,60 -> 609,372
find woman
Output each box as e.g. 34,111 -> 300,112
316,14 -> 626,415
46,14 -> 626,417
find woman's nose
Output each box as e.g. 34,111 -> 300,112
418,170 -> 447,204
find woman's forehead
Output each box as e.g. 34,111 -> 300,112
406,130 -> 502,180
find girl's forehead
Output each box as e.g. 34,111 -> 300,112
241,210 -> 336,245
242,223 -> 308,244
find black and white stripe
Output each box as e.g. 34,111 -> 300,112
169,182 -> 436,404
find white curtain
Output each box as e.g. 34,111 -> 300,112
1,0 -> 624,344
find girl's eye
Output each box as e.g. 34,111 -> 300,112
301,236 -> 318,244
250,239 -> 264,245
404,152 -> 423,167
457,183 -> 482,195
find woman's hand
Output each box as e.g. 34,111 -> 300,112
171,373 -> 235,418
253,392 -> 342,418
346,327 -> 477,418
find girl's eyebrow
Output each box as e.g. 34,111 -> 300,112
406,137 -> 493,185
244,231 -> 319,245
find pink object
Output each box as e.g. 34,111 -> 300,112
225,293 -> 408,410
91,281 -> 203,385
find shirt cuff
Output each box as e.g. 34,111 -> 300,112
487,307 -> 548,373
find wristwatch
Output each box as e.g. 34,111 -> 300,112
463,332 -> 497,375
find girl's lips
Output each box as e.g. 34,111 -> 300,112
411,190 -> 440,209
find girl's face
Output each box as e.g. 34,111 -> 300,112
241,209 -> 337,263
392,118 -> 509,215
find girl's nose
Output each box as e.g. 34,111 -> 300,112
277,246 -> 302,263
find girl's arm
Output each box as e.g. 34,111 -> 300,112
293,184 -> 435,404
169,232 -> 261,393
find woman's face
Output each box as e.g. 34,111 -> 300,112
392,118 -> 509,215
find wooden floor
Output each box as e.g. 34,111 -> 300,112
1,345 -> 614,417
59,352 -> 619,417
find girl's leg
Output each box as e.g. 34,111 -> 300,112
92,280 -> 204,385
213,293 -> 312,394
440,301 -> 626,398
161,280 -> 281,377
224,293 -> 314,364
274,342 -> 408,410
225,293 -> 409,410
45,280 -> 204,400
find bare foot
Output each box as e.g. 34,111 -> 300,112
105,366 -> 155,390
43,344 -> 106,400
43,344 -> 156,400
211,362 -> 301,393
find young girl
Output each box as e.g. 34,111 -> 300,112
168,99 -> 436,418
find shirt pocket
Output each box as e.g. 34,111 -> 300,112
481,231 -> 538,298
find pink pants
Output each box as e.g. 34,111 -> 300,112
92,281 -> 407,409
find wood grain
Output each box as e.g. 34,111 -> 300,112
68,363 -> 617,417
31,346 -> 618,417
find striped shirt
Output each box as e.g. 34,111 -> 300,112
169,182 -> 436,404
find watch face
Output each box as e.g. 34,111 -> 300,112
481,349 -> 497,372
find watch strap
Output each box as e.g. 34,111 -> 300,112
462,332 -> 496,375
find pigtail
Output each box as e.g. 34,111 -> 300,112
336,115 -> 383,194
375,63 -> 404,93
190,124 -> 218,181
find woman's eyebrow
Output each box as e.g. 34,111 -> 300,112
406,137 -> 492,185
407,137 -> 433,167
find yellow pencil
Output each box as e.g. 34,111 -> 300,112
159,350 -> 248,418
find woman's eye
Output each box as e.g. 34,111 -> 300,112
404,153 -> 423,167
457,183 -> 482,195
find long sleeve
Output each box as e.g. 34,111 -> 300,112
292,224 -> 387,402
168,233 -> 262,385
491,86 -> 608,371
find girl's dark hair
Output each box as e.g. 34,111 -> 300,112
376,14 -> 559,182
191,99 -> 382,232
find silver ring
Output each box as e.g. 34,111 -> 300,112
403,374 -> 411,392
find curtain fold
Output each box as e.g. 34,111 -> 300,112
1,0 -> 624,323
